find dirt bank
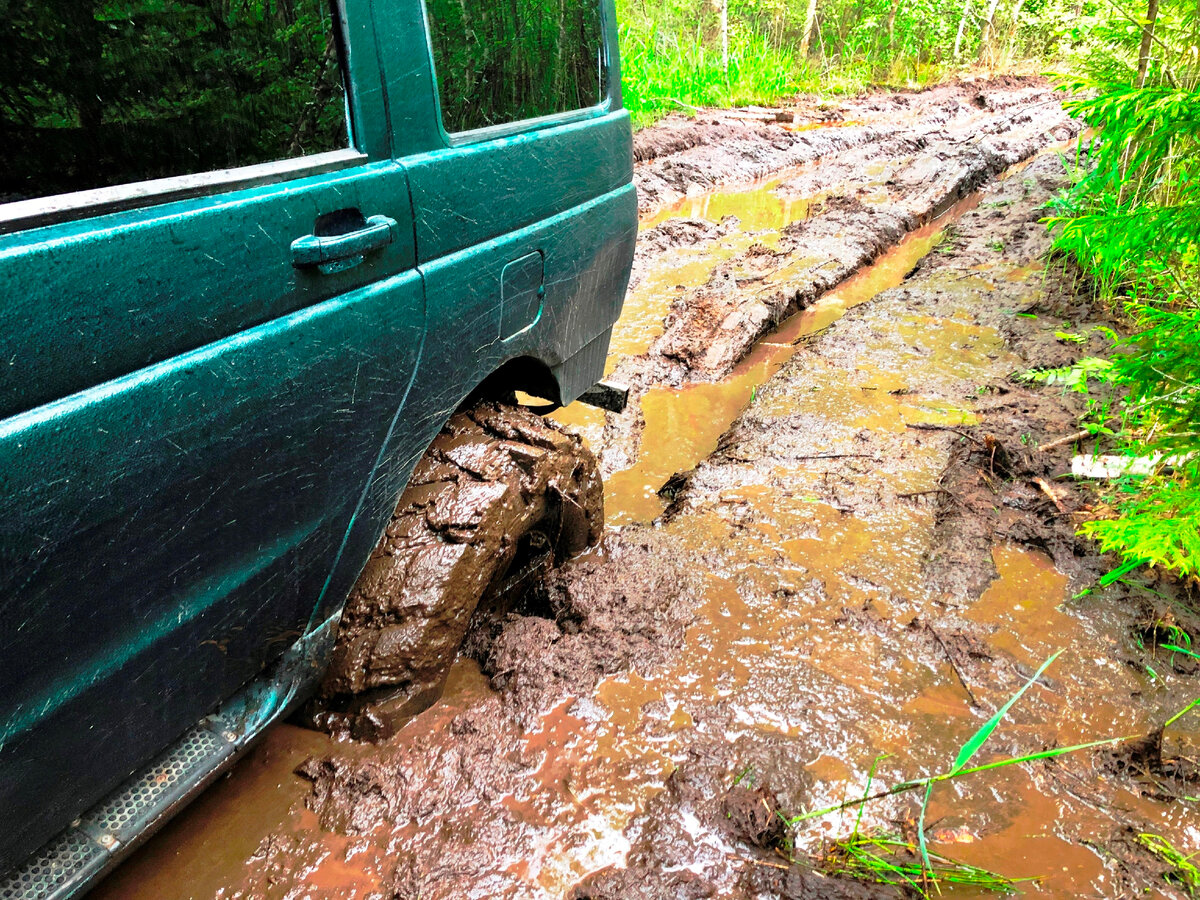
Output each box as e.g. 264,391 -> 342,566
92,81 -> 1198,900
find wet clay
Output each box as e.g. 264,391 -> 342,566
308,402 -> 603,740
95,84 -> 1198,900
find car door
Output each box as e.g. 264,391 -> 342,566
0,0 -> 423,869
371,0 -> 637,418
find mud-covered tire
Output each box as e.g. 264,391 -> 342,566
309,401 -> 603,739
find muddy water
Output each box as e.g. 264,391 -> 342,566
98,134 -> 1198,899
596,187 -> 984,525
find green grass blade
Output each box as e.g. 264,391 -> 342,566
950,649 -> 1062,774
1162,642 -> 1200,661
944,735 -> 1130,779
1165,697 -> 1200,728
917,779 -> 935,875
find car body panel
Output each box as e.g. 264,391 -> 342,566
0,0 -> 634,882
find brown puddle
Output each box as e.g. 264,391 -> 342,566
599,191 -> 983,525
639,171 -> 825,231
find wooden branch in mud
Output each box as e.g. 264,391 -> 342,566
1036,429 -> 1091,452
905,423 -> 984,444
898,488 -> 961,505
793,452 -> 880,460
926,625 -> 981,708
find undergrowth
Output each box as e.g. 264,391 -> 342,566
1045,0 -> 1200,583
614,0 -> 1080,127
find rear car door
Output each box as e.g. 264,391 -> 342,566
373,0 -> 637,413
0,0 -> 423,869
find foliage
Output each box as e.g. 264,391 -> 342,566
427,0 -> 604,131
1045,0 -> 1200,582
0,0 -> 345,201
620,23 -> 800,125
821,833 -> 1023,895
616,0 -> 1086,127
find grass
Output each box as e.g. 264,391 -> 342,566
821,833 -> 1026,896
788,652 -> 1200,894
1137,832 -> 1200,896
791,651 -> 1134,893
616,23 -> 960,128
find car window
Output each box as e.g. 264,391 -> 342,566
0,1 -> 348,204
424,0 -> 606,134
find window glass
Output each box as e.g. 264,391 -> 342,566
425,0 -> 606,134
0,1 -> 348,204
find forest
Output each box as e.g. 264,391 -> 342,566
0,0 -> 345,200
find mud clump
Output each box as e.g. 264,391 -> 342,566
466,536 -> 701,722
307,401 -> 603,740
570,741 -> 893,900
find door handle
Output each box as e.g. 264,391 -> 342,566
291,214 -> 397,270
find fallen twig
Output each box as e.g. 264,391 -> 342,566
1036,429 -> 1091,452
906,423 -> 984,445
794,453 -> 880,461
927,625 -> 981,708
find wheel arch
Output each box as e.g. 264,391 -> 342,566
307,340 -> 597,631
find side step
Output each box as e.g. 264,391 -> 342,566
0,726 -> 235,900
576,379 -> 629,413
0,616 -> 337,900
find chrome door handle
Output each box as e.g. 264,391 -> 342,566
290,214 -> 396,269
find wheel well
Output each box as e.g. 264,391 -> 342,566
462,356 -> 562,410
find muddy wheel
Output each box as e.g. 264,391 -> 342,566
307,401 -> 603,740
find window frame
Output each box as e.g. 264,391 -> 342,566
418,0 -> 614,148
0,0 -> 368,236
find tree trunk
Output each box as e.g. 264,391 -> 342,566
953,0 -> 971,58
1136,0 -> 1160,86
1006,0 -> 1027,57
721,0 -> 729,74
887,0 -> 900,49
799,0 -> 819,57
977,0 -> 1003,63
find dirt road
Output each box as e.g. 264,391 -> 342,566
95,77 -> 1199,899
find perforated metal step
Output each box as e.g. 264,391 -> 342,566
0,832 -> 105,900
1,616 -> 336,900
1,725 -> 233,900
78,726 -> 233,846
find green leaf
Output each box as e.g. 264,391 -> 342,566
950,650 -> 1063,775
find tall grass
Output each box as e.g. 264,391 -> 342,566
620,24 -> 801,125
614,0 -> 1082,128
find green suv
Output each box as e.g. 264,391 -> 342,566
0,1 -> 634,895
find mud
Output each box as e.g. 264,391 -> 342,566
309,402 -> 604,740
592,76 -> 1084,500
96,79 -> 1199,900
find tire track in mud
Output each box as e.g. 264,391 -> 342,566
583,78 -> 1084,494
93,80 -> 1199,900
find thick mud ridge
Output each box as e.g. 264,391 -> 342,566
93,82 -> 1199,900
586,76 -> 1083,493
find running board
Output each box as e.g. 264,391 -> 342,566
0,616 -> 337,900
576,379 -> 629,413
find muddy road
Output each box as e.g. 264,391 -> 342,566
95,77 -> 1199,899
